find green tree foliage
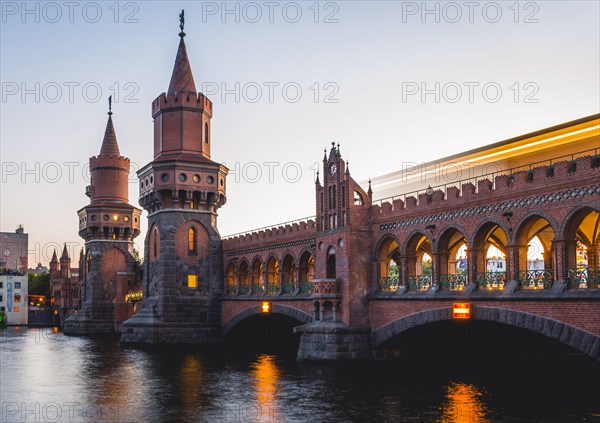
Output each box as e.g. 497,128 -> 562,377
28,272 -> 50,296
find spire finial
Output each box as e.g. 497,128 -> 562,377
179,9 -> 185,37
108,95 -> 112,116
368,179 -> 373,196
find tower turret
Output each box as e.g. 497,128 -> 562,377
64,99 -> 142,337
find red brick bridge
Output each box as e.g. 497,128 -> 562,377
221,141 -> 600,360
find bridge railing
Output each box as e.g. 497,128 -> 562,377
568,267 -> 600,289
407,275 -> 432,291
440,274 -> 468,291
224,280 -> 315,296
518,269 -> 554,289
378,276 -> 401,291
476,272 -> 507,290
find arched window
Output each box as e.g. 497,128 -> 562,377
188,227 -> 197,254
204,122 -> 209,144
153,227 -> 159,259
326,247 -> 336,279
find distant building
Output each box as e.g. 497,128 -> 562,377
0,225 -> 28,272
49,245 -> 83,325
0,226 -> 29,325
28,263 -> 48,275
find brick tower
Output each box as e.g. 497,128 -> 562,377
63,101 -> 142,336
120,15 -> 228,344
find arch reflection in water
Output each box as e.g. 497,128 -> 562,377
251,354 -> 282,422
439,382 -> 490,423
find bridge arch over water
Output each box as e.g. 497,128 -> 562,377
371,306 -> 599,359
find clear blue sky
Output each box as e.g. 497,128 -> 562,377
1,1 -> 599,265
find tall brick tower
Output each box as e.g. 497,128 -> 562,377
296,143 -> 373,360
120,14 -> 228,344
63,101 -> 142,336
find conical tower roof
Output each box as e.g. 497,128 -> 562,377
168,35 -> 197,94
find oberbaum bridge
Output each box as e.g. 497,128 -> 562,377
64,16 -> 600,361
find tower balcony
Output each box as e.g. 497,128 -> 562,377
311,278 -> 341,299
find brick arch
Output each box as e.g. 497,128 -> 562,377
237,257 -> 250,273
249,255 -> 263,267
558,201 -> 600,240
281,250 -> 297,262
222,304 -> 313,335
512,209 -> 559,245
402,229 -> 433,257
264,253 -> 280,266
469,217 -> 511,250
372,306 -> 600,360
373,233 -> 401,261
434,223 -> 469,252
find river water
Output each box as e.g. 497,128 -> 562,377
1,325 -> 598,423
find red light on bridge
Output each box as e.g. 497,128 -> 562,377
453,303 -> 470,319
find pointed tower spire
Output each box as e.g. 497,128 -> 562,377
345,161 -> 350,176
367,179 -> 373,197
99,96 -> 120,156
61,243 -> 69,259
315,170 -> 320,185
168,10 -> 197,94
51,249 -> 58,263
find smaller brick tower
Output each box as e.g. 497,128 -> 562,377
296,143 -> 373,360
63,100 -> 142,336
49,250 -> 59,279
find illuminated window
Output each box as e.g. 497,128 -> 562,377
14,306 -> 19,312
188,227 -> 197,254
14,295 -> 21,303
188,274 -> 198,288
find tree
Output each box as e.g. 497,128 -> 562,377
28,272 -> 50,296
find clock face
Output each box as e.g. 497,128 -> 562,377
328,163 -> 337,176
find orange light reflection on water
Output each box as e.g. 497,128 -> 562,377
439,382 -> 490,423
252,354 -> 281,422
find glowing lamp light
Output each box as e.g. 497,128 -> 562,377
453,303 -> 470,319
14,306 -> 19,312
54,310 -> 58,315
262,302 -> 270,313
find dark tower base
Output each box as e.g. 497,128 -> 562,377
295,322 -> 372,361
120,211 -> 225,345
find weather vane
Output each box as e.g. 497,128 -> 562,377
179,9 -> 185,33
108,95 -> 112,115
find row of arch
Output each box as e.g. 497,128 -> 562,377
226,250 -> 317,295
375,206 -> 600,292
